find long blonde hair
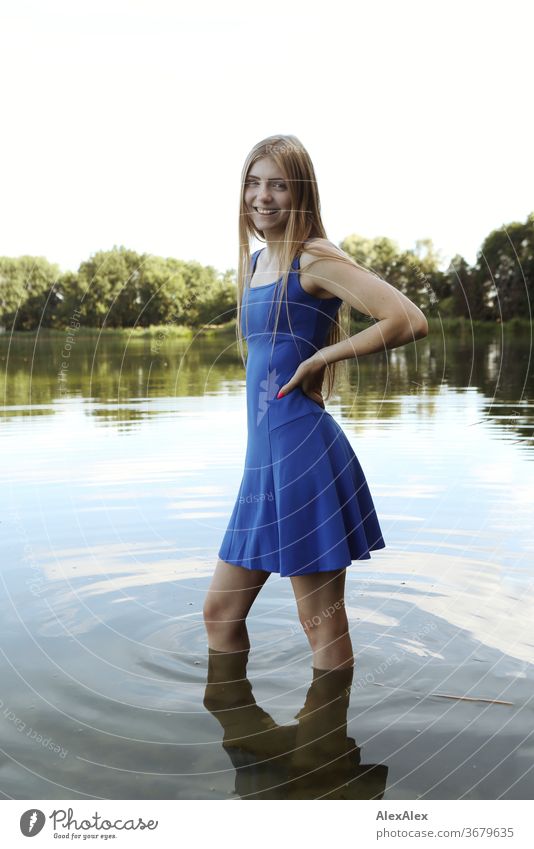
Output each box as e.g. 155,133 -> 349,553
236,133 -> 367,401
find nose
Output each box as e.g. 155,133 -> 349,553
256,181 -> 273,203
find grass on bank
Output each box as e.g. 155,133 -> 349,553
1,315 -> 531,340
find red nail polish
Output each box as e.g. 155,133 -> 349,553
277,390 -> 283,398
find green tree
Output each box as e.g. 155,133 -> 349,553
0,256 -> 61,329
473,215 -> 534,320
340,234 -> 444,317
71,246 -> 146,328
445,254 -> 484,319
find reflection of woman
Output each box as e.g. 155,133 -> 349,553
205,134 -> 428,670
204,647 -> 388,800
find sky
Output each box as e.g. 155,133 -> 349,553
0,0 -> 533,275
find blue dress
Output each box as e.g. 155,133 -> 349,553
218,248 -> 386,577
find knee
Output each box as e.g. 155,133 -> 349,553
202,596 -> 246,632
202,596 -> 217,626
202,596 -> 226,627
299,604 -> 349,643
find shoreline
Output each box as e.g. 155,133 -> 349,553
1,316 -> 531,340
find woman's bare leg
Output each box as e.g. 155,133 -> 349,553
203,558 -> 271,653
290,568 -> 353,670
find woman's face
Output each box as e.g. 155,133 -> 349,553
244,156 -> 292,234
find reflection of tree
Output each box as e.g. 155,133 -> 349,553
2,330 -> 532,446
0,334 -> 248,415
203,647 -> 388,800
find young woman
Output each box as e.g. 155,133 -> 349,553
204,134 -> 428,671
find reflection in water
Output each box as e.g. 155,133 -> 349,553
203,648 -> 388,799
1,326 -> 533,799
2,327 -> 533,444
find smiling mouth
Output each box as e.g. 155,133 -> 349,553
253,207 -> 279,215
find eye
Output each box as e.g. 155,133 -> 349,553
273,182 -> 287,189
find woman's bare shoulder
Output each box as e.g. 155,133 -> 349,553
301,237 -> 345,259
299,238 -> 348,298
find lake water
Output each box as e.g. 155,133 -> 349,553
1,325 -> 533,800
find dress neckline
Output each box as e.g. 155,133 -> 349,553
248,248 -> 298,289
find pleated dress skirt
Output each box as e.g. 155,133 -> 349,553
218,249 -> 386,578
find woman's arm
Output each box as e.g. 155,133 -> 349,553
305,249 -> 428,366
276,242 -> 429,400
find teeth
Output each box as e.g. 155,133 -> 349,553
255,207 -> 278,214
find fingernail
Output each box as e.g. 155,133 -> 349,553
276,390 -> 283,399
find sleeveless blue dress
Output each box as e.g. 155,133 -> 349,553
218,248 -> 386,577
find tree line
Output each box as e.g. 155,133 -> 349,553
1,212 -> 532,331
